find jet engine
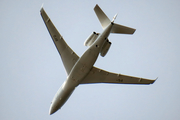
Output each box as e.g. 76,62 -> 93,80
100,40 -> 111,57
84,32 -> 99,46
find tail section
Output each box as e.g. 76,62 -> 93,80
111,23 -> 136,34
94,4 -> 111,29
94,4 -> 136,34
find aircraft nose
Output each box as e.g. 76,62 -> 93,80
49,109 -> 55,115
49,102 -> 58,115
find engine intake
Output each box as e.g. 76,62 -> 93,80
84,32 -> 99,46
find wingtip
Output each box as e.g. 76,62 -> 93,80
151,77 -> 158,84
40,3 -> 44,12
41,3 -> 44,8
94,4 -> 99,9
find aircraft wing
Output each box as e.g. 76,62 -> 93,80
80,67 -> 156,84
40,8 -> 79,75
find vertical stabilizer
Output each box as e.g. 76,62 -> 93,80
94,4 -> 111,29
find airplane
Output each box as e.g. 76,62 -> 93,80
40,4 -> 157,115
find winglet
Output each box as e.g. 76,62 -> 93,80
40,3 -> 44,13
151,77 -> 158,84
154,77 -> 158,82
41,3 -> 44,9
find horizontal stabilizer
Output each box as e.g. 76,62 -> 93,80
111,23 -> 136,34
94,4 -> 111,29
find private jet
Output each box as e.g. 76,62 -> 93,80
40,4 -> 156,115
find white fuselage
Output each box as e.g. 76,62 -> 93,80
49,23 -> 113,115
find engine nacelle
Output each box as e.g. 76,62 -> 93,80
84,32 -> 99,46
100,40 -> 111,57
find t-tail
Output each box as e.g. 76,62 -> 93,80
94,4 -> 136,34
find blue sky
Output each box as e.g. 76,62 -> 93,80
1,0 -> 180,120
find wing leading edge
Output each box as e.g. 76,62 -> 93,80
40,8 -> 79,75
80,67 -> 156,85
